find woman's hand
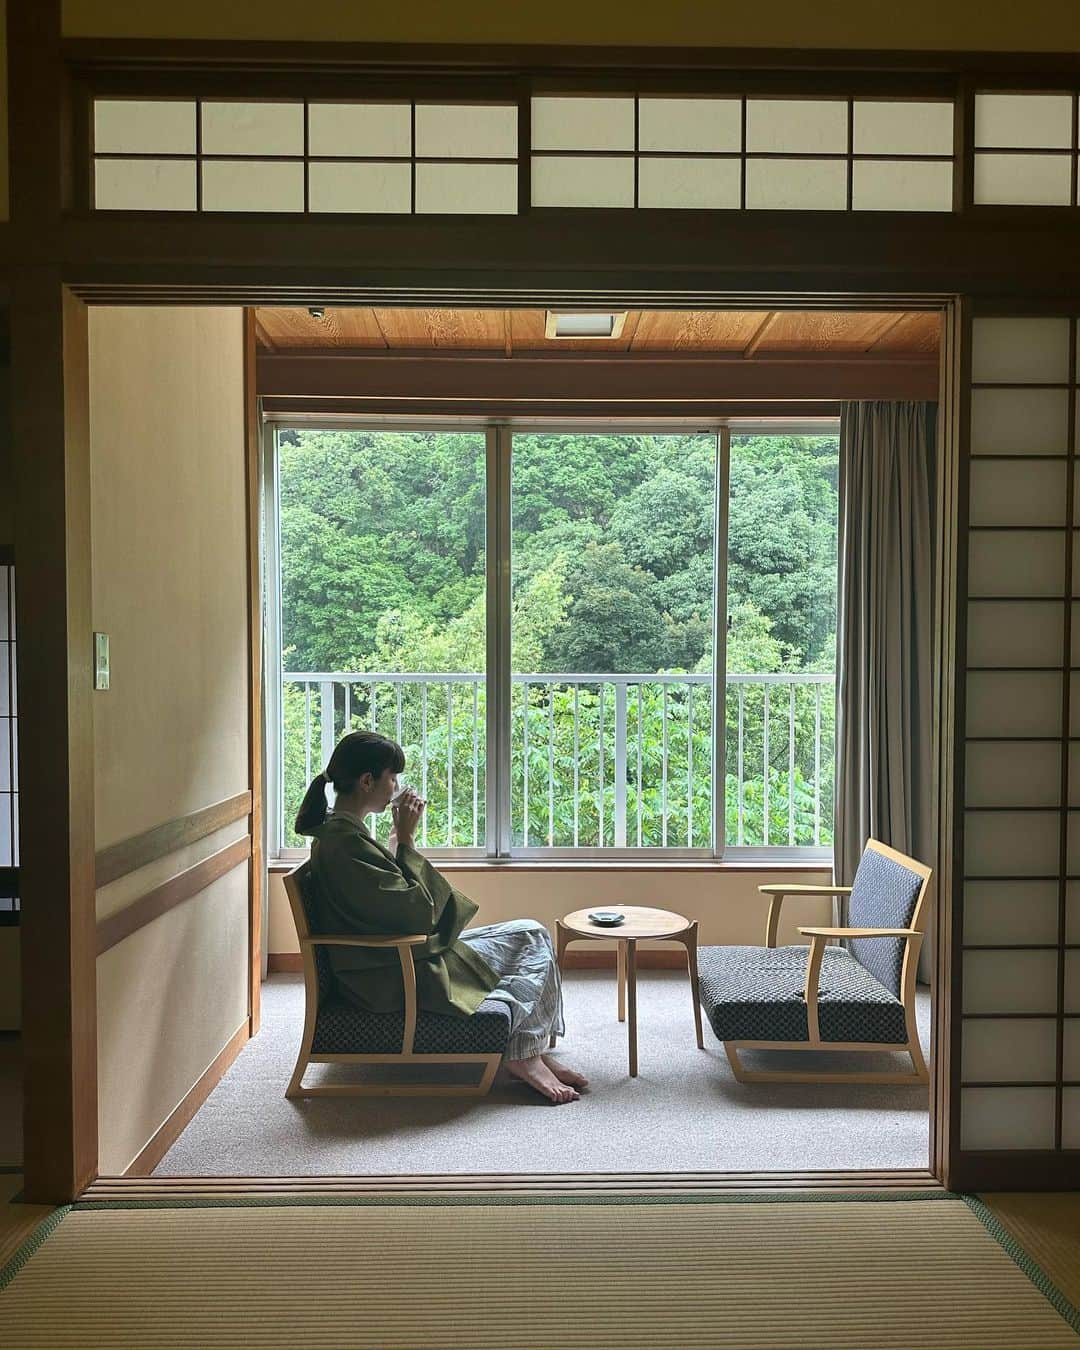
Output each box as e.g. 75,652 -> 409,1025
391,788 -> 425,846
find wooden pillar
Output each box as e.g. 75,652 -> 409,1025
9,1 -> 98,1203
13,280 -> 97,1203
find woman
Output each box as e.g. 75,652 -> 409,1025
295,730 -> 587,1105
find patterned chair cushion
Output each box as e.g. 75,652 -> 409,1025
698,944 -> 908,1045
847,846 -> 924,997
312,997 -> 512,1056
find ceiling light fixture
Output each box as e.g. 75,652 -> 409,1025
545,310 -> 628,340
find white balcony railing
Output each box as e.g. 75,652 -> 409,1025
281,671 -> 835,852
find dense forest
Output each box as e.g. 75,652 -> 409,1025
278,429 -> 838,848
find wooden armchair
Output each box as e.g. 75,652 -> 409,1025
283,862 -> 508,1098
697,839 -> 932,1086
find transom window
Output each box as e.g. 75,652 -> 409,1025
266,422 -> 838,860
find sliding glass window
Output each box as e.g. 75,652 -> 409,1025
268,421 -> 836,860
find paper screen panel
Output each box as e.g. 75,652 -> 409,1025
963,949 -> 1061,1014
745,99 -> 847,154
95,99 -> 196,155
201,160 -> 304,212
967,600 -> 1064,666
972,317 -> 1072,384
965,742 -> 1061,808
968,459 -> 1067,527
962,1087 -> 1057,1149
95,159 -> 197,211
852,100 -> 953,156
1068,882 -> 1080,944
963,880 -> 1061,946
975,93 -> 1074,149
965,672 -> 1062,738
307,103 -> 411,158
970,388 -> 1070,455
308,161 -> 411,214
745,159 -> 847,211
1067,950 -> 1080,1014
637,98 -> 741,152
974,154 -> 1073,207
963,1018 -> 1058,1082
637,158 -> 740,209
963,809 -> 1061,877
968,530 -> 1065,597
1064,1020 -> 1080,1079
201,101 -> 304,156
531,156 -> 634,207
531,96 -> 634,151
414,104 -> 517,159
414,162 -> 517,214
1065,1089 -> 1080,1148
851,160 -> 953,212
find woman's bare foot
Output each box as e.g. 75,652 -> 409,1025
506,1056 -> 580,1104
542,1055 -> 589,1089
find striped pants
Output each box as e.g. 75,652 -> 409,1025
460,919 -> 566,1060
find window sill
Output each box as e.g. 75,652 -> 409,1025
269,856 -> 830,875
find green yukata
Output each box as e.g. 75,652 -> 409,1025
310,812 -> 500,1018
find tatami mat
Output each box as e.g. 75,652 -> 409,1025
983,1193 -> 1080,1311
2,1195 -> 1077,1348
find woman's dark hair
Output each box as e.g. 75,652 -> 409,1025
294,730 -> 406,835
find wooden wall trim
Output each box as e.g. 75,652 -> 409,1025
121,1021 -> 249,1178
96,836 -> 251,956
94,791 -> 252,888
257,351 -> 940,405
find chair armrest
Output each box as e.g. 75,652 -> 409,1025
798,926 -> 919,940
301,933 -> 427,949
800,926 -> 924,1039
301,933 -> 424,1054
758,884 -> 852,896
758,886 -> 852,948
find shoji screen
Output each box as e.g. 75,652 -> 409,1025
962,313 -> 1079,1161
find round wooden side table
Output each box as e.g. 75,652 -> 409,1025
555,906 -> 705,1077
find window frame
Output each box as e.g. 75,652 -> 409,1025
265,413 -> 837,864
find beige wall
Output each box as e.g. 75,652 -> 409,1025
268,866 -> 833,957
60,0 -> 1080,51
90,306 -> 249,1175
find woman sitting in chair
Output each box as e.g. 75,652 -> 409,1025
295,730 -> 586,1105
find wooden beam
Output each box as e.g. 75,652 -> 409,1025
256,349 -> 939,403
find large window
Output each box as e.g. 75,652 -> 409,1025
269,421 -> 837,859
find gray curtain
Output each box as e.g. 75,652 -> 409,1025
835,401 -> 937,981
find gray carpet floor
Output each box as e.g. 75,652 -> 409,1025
155,972 -> 930,1175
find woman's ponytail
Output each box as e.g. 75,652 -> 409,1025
294,731 -> 407,836
294,771 -> 330,835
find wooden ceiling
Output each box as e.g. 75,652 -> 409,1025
254,307 -> 940,358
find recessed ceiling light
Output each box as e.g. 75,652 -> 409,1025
545,310 -> 628,339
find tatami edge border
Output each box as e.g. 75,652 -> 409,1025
0,1206 -> 70,1295
73,1188 -> 955,1210
961,1195 -> 1080,1336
